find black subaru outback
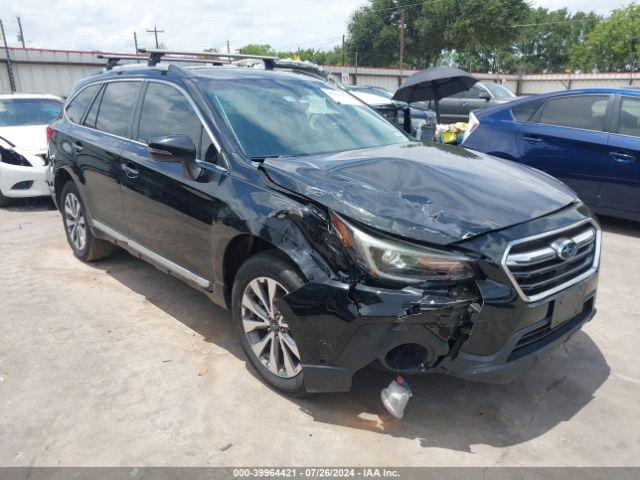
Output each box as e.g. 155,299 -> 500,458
49,51 -> 600,395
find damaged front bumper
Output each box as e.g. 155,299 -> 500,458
0,149 -> 51,199
276,253 -> 598,394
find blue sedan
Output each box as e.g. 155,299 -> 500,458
463,89 -> 640,222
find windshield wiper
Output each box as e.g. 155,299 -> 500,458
251,154 -> 302,162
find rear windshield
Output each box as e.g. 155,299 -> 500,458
0,98 -> 63,126
198,77 -> 409,159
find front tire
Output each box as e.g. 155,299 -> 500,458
60,181 -> 113,262
0,190 -> 10,207
232,251 -> 306,395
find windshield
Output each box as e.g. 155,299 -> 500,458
0,98 -> 63,127
200,77 -> 409,158
481,83 -> 515,100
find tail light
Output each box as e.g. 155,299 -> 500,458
462,112 -> 480,144
46,125 -> 54,143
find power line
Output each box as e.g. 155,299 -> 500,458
146,25 -> 164,49
509,18 -> 600,28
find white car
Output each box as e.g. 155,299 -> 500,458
0,94 -> 64,206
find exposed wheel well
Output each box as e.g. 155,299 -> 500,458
54,169 -> 73,209
222,234 -> 275,306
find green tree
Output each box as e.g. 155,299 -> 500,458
513,8 -> 600,73
450,44 -> 517,73
570,3 -> 640,72
452,8 -> 601,73
345,0 -> 404,67
238,44 -> 276,56
415,0 -> 529,67
344,0 -> 529,68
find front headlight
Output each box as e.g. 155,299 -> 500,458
331,213 -> 477,285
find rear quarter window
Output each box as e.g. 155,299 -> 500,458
65,84 -> 100,124
511,98 -> 544,122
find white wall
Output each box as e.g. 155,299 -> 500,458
1,48 -> 105,97
3,48 -> 640,97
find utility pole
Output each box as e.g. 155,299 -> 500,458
133,31 -> 139,54
0,18 -> 17,93
342,34 -> 345,66
16,16 -> 25,48
354,51 -> 358,85
226,40 -> 230,54
399,5 -> 405,79
146,25 -> 164,49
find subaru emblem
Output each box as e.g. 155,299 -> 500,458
552,238 -> 578,261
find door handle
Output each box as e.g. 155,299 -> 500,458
609,151 -> 636,164
121,163 -> 139,179
73,141 -> 83,153
522,135 -> 542,144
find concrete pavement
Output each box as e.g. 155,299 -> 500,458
1,198 -> 639,466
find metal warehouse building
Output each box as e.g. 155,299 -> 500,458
2,47 -> 640,97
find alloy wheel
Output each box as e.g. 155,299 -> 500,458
241,277 -> 302,378
64,192 -> 87,252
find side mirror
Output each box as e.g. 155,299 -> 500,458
478,91 -> 491,101
147,134 -> 197,160
147,134 -> 208,182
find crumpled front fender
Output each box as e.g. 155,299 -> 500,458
275,279 -> 481,392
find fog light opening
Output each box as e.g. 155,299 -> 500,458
384,343 -> 429,371
12,180 -> 33,190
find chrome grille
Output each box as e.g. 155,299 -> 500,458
503,220 -> 600,302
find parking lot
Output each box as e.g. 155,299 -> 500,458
1,198 -> 639,467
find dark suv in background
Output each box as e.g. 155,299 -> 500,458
49,53 -> 600,394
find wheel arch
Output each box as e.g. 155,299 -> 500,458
217,217 -> 334,310
53,167 -> 74,210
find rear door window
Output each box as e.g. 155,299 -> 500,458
95,81 -> 141,138
617,97 -> 640,137
66,84 -> 100,123
538,95 -> 609,131
465,86 -> 485,99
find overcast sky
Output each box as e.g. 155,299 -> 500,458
0,0 -> 636,54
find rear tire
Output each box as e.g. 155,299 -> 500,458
232,250 -> 307,395
60,181 -> 113,262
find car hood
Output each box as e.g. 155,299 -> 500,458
262,142 -> 577,245
0,125 -> 48,152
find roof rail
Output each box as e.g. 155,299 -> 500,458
97,54 -> 147,70
138,48 -> 278,70
97,53 -> 231,70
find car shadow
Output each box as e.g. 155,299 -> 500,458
2,196 -> 56,212
598,215 -> 640,238
94,248 -> 610,453
293,330 -> 608,452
